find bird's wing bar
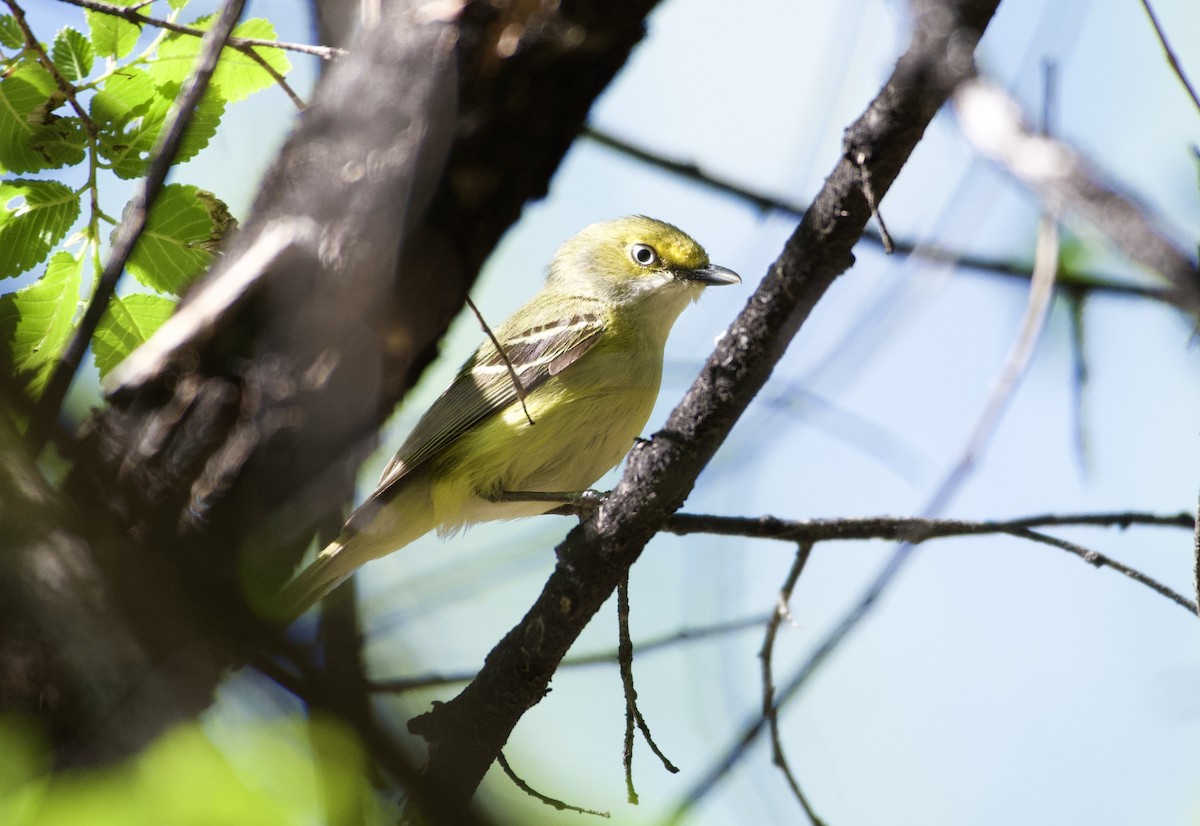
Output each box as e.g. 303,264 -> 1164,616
374,312 -> 605,492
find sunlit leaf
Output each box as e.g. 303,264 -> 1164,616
28,116 -> 86,169
0,63 -> 58,173
0,251 -> 83,397
93,70 -> 224,179
0,15 -> 24,50
86,0 -> 141,59
51,27 -> 93,82
122,183 -> 219,294
94,293 -> 175,378
0,179 -> 80,279
151,16 -> 291,102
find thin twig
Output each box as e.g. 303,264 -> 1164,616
853,151 -> 894,253
29,0 -> 247,453
496,752 -> 610,818
465,296 -> 534,426
581,127 -> 1182,309
663,510 -> 1195,542
747,95 -> 1063,735
55,0 -> 345,59
1008,528 -> 1196,613
238,41 -> 305,109
759,543 -> 825,825
1193,490 -> 1199,619
616,576 -> 678,806
1137,0 -> 1200,115
5,0 -> 97,131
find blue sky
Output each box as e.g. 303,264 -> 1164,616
18,0 -> 1200,822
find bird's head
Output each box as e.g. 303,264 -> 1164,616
546,216 -> 740,311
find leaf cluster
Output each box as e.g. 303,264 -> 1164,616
0,1 -> 289,398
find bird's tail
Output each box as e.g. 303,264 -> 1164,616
274,537 -> 358,623
274,477 -> 438,624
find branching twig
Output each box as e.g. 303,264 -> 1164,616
616,577 -> 677,806
663,510 -> 1195,542
1009,527 -> 1195,612
5,0 -> 97,131
668,507 -> 1196,820
56,0 -> 345,59
496,752 -> 610,819
29,0 -> 247,453
668,510 -> 1196,612
759,543 -> 825,825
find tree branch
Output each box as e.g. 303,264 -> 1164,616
55,0 -> 345,59
409,0 -> 1005,808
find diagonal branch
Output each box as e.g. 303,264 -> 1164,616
408,0 -> 1005,809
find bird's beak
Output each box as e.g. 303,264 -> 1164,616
680,264 -> 741,286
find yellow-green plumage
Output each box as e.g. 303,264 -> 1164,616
277,216 -> 739,621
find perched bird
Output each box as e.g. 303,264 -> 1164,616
278,216 -> 739,620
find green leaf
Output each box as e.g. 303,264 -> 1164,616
151,16 -> 290,102
0,251 -> 83,397
123,183 -> 216,294
0,179 -> 80,279
28,116 -> 87,169
93,70 -> 223,179
86,0 -> 142,59
91,66 -> 158,121
0,15 -> 24,50
0,62 -> 59,173
51,27 -> 94,82
94,292 -> 174,377
93,70 -> 224,179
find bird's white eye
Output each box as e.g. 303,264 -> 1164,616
629,243 -> 658,267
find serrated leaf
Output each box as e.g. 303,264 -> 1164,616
122,183 -> 215,294
0,15 -> 23,50
94,293 -> 175,377
0,180 -> 80,279
151,16 -> 290,103
0,62 -> 59,173
90,68 -> 158,123
93,70 -> 223,179
51,27 -> 94,82
0,251 -> 83,397
86,0 -> 142,59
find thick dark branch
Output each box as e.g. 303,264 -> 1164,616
409,0 -> 1004,807
46,0 -> 665,781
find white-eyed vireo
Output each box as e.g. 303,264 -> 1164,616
279,216 -> 739,619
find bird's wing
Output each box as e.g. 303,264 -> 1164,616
375,311 -> 605,492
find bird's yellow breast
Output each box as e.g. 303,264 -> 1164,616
427,333 -> 664,531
